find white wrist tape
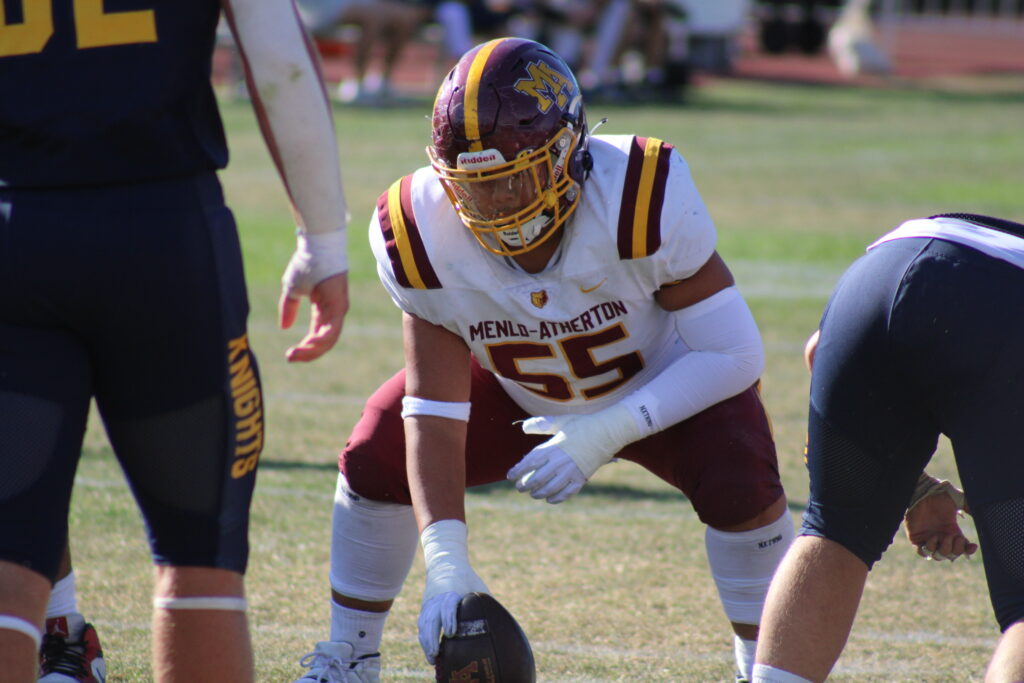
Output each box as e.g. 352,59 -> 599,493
421,519 -> 470,574
282,229 -> 349,297
401,396 -> 471,422
565,403 -> 644,477
907,473 -> 968,513
153,596 -> 248,612
0,615 -> 42,649
620,286 -> 764,434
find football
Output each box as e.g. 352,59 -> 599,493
435,592 -> 536,683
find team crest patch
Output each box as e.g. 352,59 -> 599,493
530,290 -> 549,308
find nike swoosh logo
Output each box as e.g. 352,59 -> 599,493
579,278 -> 607,293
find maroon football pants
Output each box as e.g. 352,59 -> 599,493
341,358 -> 783,528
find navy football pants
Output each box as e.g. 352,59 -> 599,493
802,236 -> 1024,631
0,174 -> 262,579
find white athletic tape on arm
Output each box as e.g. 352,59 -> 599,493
0,615 -> 42,649
907,472 -> 968,513
421,519 -> 470,572
420,519 -> 487,601
401,396 -> 471,422
153,596 -> 248,612
521,403 -> 642,480
620,286 -> 764,435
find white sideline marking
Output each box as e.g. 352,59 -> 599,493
731,260 -> 846,299
854,629 -> 992,648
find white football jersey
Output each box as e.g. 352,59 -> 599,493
369,134 -> 717,416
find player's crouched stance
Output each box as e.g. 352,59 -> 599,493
293,38 -> 793,683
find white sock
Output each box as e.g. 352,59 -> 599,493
735,635 -> 756,680
751,663 -> 814,683
46,572 -> 79,619
329,602 -> 387,658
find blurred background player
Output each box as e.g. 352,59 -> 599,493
753,213 -> 1024,683
0,0 -> 350,681
291,37 -> 792,683
296,0 -> 433,104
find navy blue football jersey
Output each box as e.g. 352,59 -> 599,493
0,0 -> 228,187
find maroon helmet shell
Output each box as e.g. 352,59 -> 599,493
429,37 -> 590,255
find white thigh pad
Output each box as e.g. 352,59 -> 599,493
329,474 -> 419,602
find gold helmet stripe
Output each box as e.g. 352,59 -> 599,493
463,38 -> 505,152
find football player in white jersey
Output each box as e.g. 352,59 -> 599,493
754,213 -> 1024,683
293,37 -> 793,683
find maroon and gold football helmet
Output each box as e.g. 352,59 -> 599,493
429,37 -> 590,256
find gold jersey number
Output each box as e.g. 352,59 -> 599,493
1,0 -> 156,57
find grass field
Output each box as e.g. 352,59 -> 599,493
70,71 -> 1024,681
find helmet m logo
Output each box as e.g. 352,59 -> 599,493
514,60 -> 572,114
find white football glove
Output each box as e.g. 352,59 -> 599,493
507,442 -> 586,504
418,520 -> 489,664
508,403 -> 643,504
281,229 -> 348,299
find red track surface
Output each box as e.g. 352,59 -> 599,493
729,22 -> 1024,86
215,20 -> 1024,95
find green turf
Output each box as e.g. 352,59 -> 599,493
70,71 -> 1023,681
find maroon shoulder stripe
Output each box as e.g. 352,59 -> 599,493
377,175 -> 442,290
617,136 -> 674,260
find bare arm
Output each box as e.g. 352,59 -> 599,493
403,312 -> 472,531
402,312 -> 491,663
221,0 -> 350,361
653,250 -> 735,312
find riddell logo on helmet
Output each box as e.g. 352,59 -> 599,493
458,149 -> 506,170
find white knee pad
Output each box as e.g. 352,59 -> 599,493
705,508 -> 795,625
329,473 -> 418,602
0,615 -> 42,649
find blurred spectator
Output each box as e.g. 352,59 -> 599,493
507,0 -> 600,71
297,0 -> 432,104
431,0 -> 519,67
827,0 -> 891,76
577,0 -> 691,103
